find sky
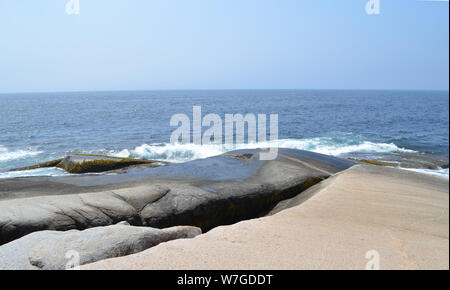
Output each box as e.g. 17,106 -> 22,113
0,0 -> 448,93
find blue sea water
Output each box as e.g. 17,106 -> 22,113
0,90 -> 448,178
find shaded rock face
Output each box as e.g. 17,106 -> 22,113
0,223 -> 201,270
0,149 -> 355,245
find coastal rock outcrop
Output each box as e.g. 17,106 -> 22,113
9,154 -> 165,174
9,159 -> 64,172
0,223 -> 201,270
56,154 -> 165,174
0,148 -> 355,245
81,165 -> 449,270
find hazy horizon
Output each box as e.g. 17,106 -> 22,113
0,0 -> 448,93
1,88 -> 450,95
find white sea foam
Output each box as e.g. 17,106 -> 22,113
109,137 -> 447,178
0,145 -> 42,162
2,138 -> 445,179
399,167 -> 449,179
0,167 -> 70,179
263,138 -> 416,156
111,137 -> 416,163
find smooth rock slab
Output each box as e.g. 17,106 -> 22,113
0,223 -> 201,270
82,165 -> 449,270
0,149 -> 355,245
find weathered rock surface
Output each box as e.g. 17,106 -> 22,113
0,223 -> 201,270
82,165 -> 449,270
0,148 -> 355,245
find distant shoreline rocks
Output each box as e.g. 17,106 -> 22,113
9,153 -> 168,174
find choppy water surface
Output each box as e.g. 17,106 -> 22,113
0,90 -> 448,178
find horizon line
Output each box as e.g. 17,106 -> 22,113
1,88 -> 449,95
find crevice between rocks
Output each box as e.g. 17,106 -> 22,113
142,176 -> 328,233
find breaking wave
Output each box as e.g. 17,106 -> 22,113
0,167 -> 70,179
111,137 -> 416,163
3,137 -> 447,179
399,167 -> 449,179
0,145 -> 42,162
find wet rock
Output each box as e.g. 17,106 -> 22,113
9,159 -> 64,172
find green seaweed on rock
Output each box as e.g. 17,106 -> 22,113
57,158 -> 162,174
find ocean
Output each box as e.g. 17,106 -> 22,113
0,90 -> 448,179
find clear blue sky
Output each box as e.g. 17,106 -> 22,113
0,0 -> 448,93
